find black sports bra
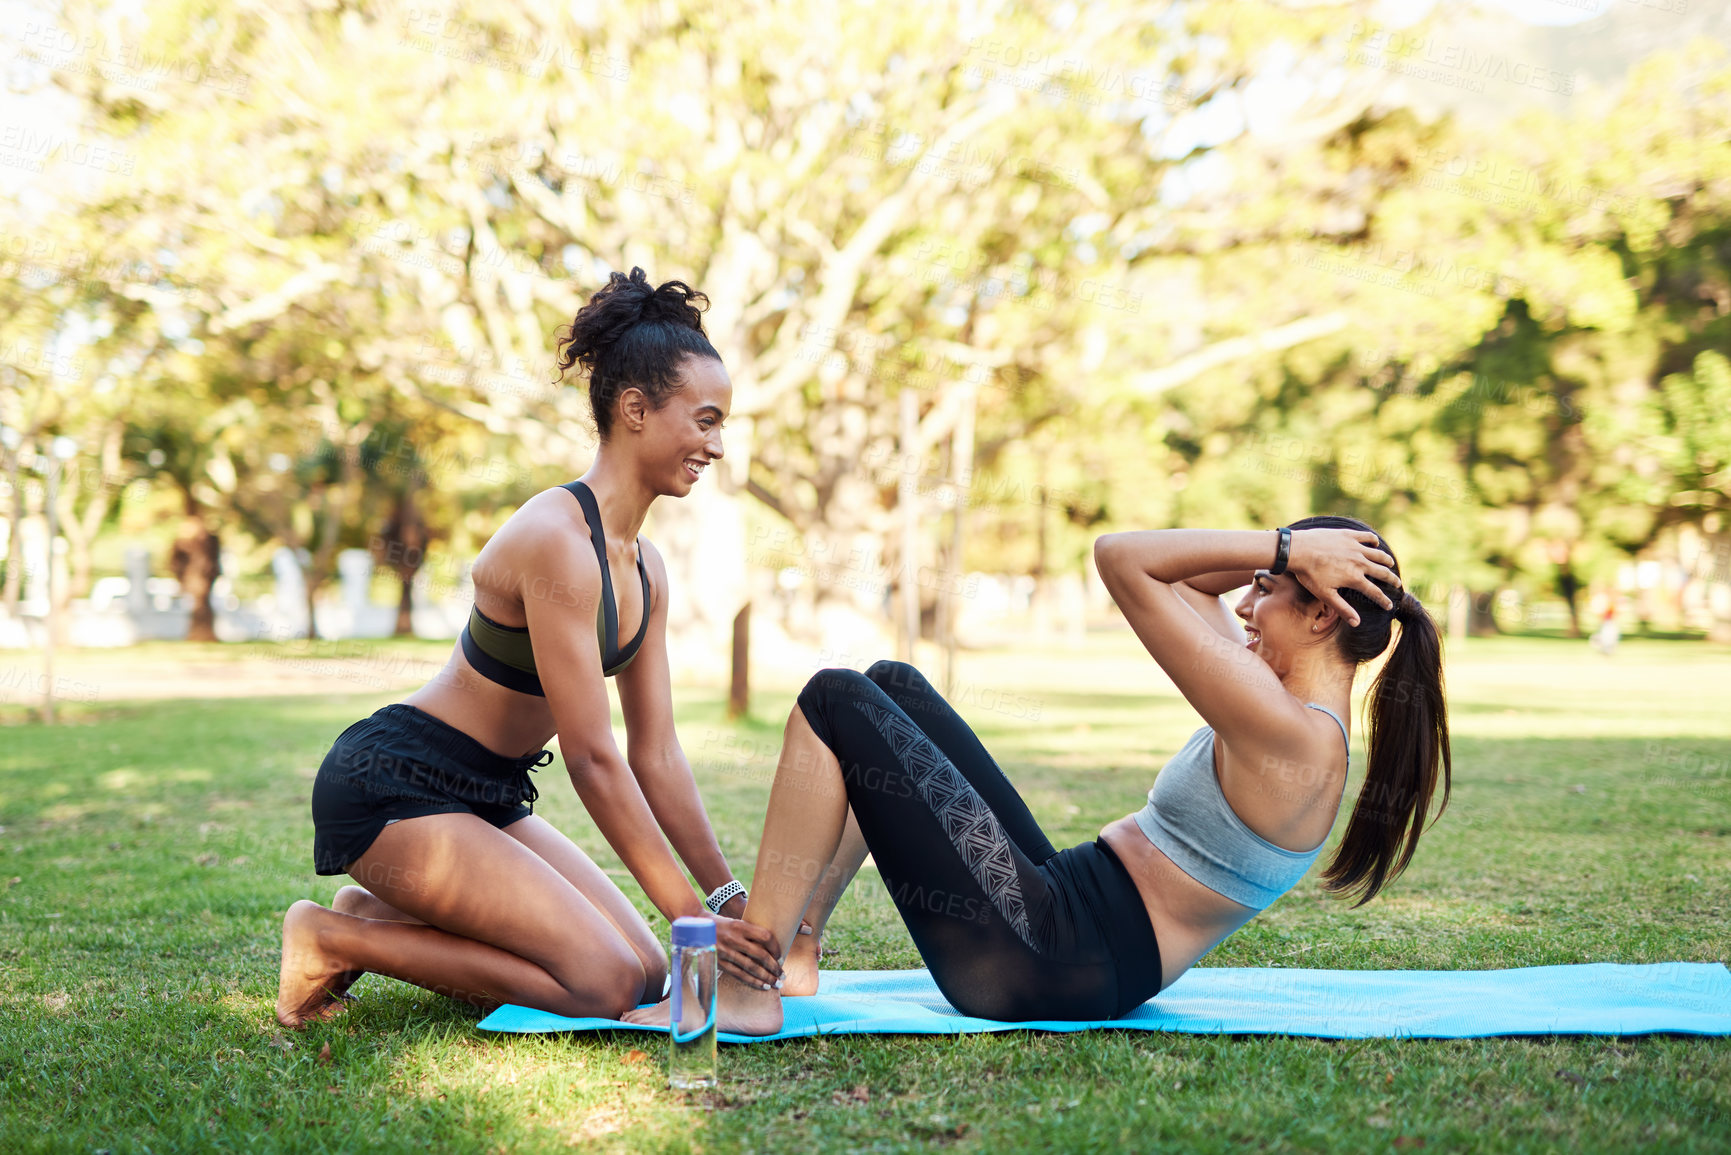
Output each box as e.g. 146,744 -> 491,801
458,480 -> 651,695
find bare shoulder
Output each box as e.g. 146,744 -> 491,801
1222,702 -> 1345,784
1216,705 -> 1349,848
484,487 -> 585,548
471,487 -> 600,602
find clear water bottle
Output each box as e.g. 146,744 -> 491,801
668,915 -> 717,1089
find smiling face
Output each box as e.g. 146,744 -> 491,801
1234,570 -> 1341,679
615,353 -> 732,497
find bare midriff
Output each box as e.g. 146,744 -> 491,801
401,641 -> 558,761
1098,814 -> 1261,994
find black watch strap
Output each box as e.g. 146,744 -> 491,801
1270,526 -> 1292,575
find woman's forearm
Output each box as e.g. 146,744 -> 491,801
565,755 -> 706,923
1182,568 -> 1259,597
1096,529 -> 1281,586
631,756 -> 736,899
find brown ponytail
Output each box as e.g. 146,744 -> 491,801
1286,516 -> 1452,907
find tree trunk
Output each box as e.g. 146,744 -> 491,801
63,515 -> 94,602
169,499 -> 221,643
1557,563 -> 1582,638
2,449 -> 22,616
898,387 -> 919,661
642,472 -> 749,679
377,484 -> 428,638
303,568 -> 322,642
396,575 -> 416,638
59,420 -> 125,600
1030,458 -> 1052,637
1447,584 -> 1470,642
1467,588 -> 1502,637
728,602 -> 750,720
941,383 -> 976,695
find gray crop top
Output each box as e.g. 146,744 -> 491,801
1132,703 -> 1350,910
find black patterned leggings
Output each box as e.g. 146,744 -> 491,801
795,661 -> 1162,1021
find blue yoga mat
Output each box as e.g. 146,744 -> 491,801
476,962 -> 1731,1042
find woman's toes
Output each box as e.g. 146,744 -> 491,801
622,1001 -> 671,1027
276,901 -> 355,1029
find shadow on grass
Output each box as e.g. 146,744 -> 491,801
2,696 -> 1729,1151
0,989 -> 714,1152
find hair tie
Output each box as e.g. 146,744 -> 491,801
1396,589 -> 1419,619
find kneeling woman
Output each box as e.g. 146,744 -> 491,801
630,518 -> 1450,1033
276,269 -> 785,1028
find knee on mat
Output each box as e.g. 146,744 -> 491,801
557,940 -> 647,1020
638,944 -> 670,1003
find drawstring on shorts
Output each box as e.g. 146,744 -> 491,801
518,748 -> 554,806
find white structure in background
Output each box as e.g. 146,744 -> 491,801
0,543 -> 468,647
265,546 -> 308,638
0,520 -> 1727,649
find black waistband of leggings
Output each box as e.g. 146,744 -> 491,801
1091,836 -> 1163,1013
368,703 -> 551,776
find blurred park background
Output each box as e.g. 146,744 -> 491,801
1,0 -> 1728,708
3,2 -> 1730,1150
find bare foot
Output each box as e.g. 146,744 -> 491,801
275,900 -> 364,1029
621,972 -> 784,1036
621,1000 -> 671,1026
781,932 -> 821,997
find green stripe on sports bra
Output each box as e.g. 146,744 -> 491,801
466,604 -> 537,675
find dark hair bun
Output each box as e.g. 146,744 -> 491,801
554,267 -> 721,439
637,271 -> 709,328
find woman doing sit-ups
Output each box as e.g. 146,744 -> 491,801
276,268 -> 790,1028
627,519 -> 1450,1034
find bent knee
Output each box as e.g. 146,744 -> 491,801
864,659 -> 925,690
552,939 -> 646,1019
802,666 -> 875,700
595,949 -> 649,1018
796,667 -> 878,747
798,667 -> 880,719
639,945 -> 670,1002
621,922 -> 668,996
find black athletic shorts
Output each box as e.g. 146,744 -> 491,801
796,661 -> 1162,1022
310,703 -> 552,876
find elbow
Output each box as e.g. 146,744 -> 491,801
560,751 -> 593,786
1093,534 -> 1123,584
561,749 -> 618,787
626,742 -> 679,779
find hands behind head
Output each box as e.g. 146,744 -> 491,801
1288,528 -> 1399,627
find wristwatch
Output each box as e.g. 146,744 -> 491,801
1270,526 -> 1292,575
704,879 -> 747,914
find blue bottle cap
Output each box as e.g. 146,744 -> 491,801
671,915 -> 717,948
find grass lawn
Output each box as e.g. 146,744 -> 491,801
0,632 -> 1727,1152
